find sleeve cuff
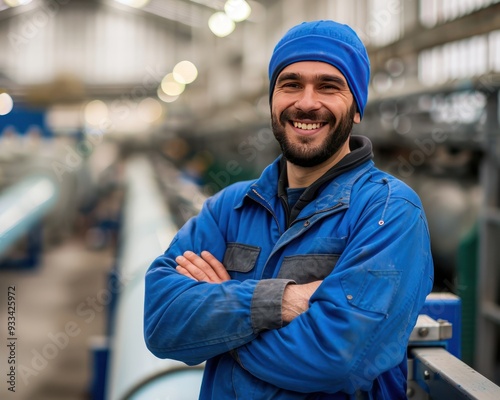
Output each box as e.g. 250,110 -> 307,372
250,279 -> 295,333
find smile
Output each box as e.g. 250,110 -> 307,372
292,121 -> 326,130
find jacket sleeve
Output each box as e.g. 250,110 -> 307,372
233,195 -> 434,394
143,192 -> 291,365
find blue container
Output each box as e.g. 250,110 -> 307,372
419,292 -> 462,359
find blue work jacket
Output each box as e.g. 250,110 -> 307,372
144,151 -> 434,399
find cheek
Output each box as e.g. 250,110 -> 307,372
271,103 -> 288,124
326,101 -> 353,121
271,92 -> 296,111
271,99 -> 283,116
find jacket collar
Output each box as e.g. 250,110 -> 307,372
236,135 -> 374,210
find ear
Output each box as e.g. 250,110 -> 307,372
353,112 -> 361,124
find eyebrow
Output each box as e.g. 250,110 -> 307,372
276,72 -> 348,88
320,75 -> 348,88
276,72 -> 301,84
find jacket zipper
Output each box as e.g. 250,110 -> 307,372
250,189 -> 283,235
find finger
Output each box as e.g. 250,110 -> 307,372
175,254 -> 211,282
182,251 -> 223,283
201,251 -> 231,281
175,265 -> 197,281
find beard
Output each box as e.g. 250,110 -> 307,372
271,103 -> 356,168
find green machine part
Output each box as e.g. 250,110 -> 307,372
457,222 -> 479,367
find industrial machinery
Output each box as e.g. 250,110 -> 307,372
0,173 -> 59,267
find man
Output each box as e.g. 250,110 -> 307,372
144,20 -> 433,399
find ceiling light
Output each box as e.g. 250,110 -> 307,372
224,0 -> 251,22
161,73 -> 186,96
173,60 -> 198,84
84,100 -> 108,126
0,93 -> 14,116
4,0 -> 32,7
114,0 -> 150,9
208,12 -> 235,37
157,87 -> 179,103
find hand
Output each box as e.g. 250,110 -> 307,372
282,280 -> 322,323
175,250 -> 231,283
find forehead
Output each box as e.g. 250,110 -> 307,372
278,61 -> 346,81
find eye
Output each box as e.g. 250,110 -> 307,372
320,84 -> 341,91
280,82 -> 301,89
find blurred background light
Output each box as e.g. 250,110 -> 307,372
385,58 -> 405,77
173,60 -> 198,84
84,99 -> 109,126
0,92 -> 14,115
157,87 -> 179,103
137,97 -> 163,123
372,72 -> 393,93
46,105 -> 83,133
208,12 -> 235,37
161,73 -> 186,96
4,0 -> 32,7
224,0 -> 251,22
393,115 -> 412,135
114,0 -> 150,8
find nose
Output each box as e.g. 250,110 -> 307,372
294,86 -> 321,111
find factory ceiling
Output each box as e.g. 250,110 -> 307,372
1,0 -> 500,138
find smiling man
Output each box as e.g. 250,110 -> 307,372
144,20 -> 434,399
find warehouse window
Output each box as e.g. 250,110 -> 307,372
366,0 -> 403,46
420,0 -> 500,28
418,33 -> 495,86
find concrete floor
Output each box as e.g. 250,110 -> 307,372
0,238 -> 115,400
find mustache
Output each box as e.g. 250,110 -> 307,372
280,109 -> 337,125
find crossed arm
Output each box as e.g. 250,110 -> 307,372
145,194 -> 433,393
175,250 -> 321,323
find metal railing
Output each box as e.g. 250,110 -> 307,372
410,347 -> 500,399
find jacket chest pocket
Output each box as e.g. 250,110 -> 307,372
223,242 -> 261,279
277,254 -> 339,284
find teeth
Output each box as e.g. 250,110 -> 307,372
293,121 -> 323,130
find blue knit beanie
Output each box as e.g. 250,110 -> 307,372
269,20 -> 370,117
